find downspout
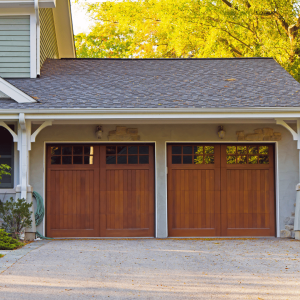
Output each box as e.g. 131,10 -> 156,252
34,0 -> 40,77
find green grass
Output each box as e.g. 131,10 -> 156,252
0,254 -> 5,258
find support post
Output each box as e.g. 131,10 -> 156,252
17,114 -> 36,240
295,184 -> 300,240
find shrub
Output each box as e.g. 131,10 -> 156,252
0,229 -> 22,250
0,197 -> 33,236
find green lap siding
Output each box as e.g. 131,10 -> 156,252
0,16 -> 30,78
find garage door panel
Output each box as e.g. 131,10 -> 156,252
221,144 -> 275,236
46,145 -> 100,237
100,145 -> 155,237
168,144 -> 221,236
103,168 -> 153,233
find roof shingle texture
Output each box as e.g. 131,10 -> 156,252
2,58 -> 300,109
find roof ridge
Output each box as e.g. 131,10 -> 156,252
59,57 -> 274,61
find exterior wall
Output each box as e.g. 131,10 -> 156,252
39,8 -> 59,68
29,123 -> 299,237
0,16 -> 30,78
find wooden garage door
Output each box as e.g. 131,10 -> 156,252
46,144 -> 154,238
167,144 -> 275,237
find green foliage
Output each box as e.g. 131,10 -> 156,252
0,229 -> 22,250
0,198 -> 33,235
75,0 -> 300,81
0,164 -> 10,184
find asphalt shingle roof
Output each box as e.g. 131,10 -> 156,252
1,57 -> 300,110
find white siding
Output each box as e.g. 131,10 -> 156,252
0,16 -> 30,78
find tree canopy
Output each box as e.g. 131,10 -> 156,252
75,0 -> 300,81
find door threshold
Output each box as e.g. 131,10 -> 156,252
167,236 -> 277,239
51,237 -> 155,240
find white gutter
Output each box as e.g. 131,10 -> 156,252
0,107 -> 300,114
2,109 -> 300,122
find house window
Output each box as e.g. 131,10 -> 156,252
0,126 -> 14,188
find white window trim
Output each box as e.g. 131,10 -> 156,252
0,78 -> 36,103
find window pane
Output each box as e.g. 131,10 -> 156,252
226,146 -> 236,154
106,156 -> 116,164
117,146 -> 127,154
128,155 -> 138,164
0,126 -> 13,155
205,146 -> 214,154
183,155 -> 192,164
237,156 -> 247,164
62,146 -> 72,155
84,156 -> 93,164
117,156 -> 127,164
259,146 -> 268,154
194,156 -> 203,164
128,146 -> 138,154
259,156 -> 269,164
205,155 -> 214,164
106,146 -> 116,155
248,146 -> 258,154
226,156 -> 236,164
51,146 -> 61,155
139,155 -> 149,164
172,146 -> 181,154
73,156 -> 83,164
0,158 -> 11,183
172,156 -> 181,164
51,156 -> 61,165
194,146 -> 203,155
0,143 -> 12,156
237,146 -> 247,154
73,146 -> 83,155
139,146 -> 149,154
183,146 -> 192,154
84,146 -> 94,155
249,156 -> 258,164
62,156 -> 72,164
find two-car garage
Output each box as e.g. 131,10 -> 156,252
46,143 -> 275,238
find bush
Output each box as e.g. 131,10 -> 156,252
0,197 -> 33,236
0,229 -> 22,250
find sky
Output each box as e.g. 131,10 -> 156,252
71,0 -> 106,35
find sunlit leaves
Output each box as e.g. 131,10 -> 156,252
75,0 -> 300,81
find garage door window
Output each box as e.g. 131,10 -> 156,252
171,145 -> 214,164
106,145 -> 149,164
51,146 -> 94,165
226,145 -> 269,164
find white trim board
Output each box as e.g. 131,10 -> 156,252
0,78 -> 36,103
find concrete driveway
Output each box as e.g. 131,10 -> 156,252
0,238 -> 300,299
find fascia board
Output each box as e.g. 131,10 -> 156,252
53,0 -> 75,58
0,0 -> 55,8
0,78 -> 36,103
